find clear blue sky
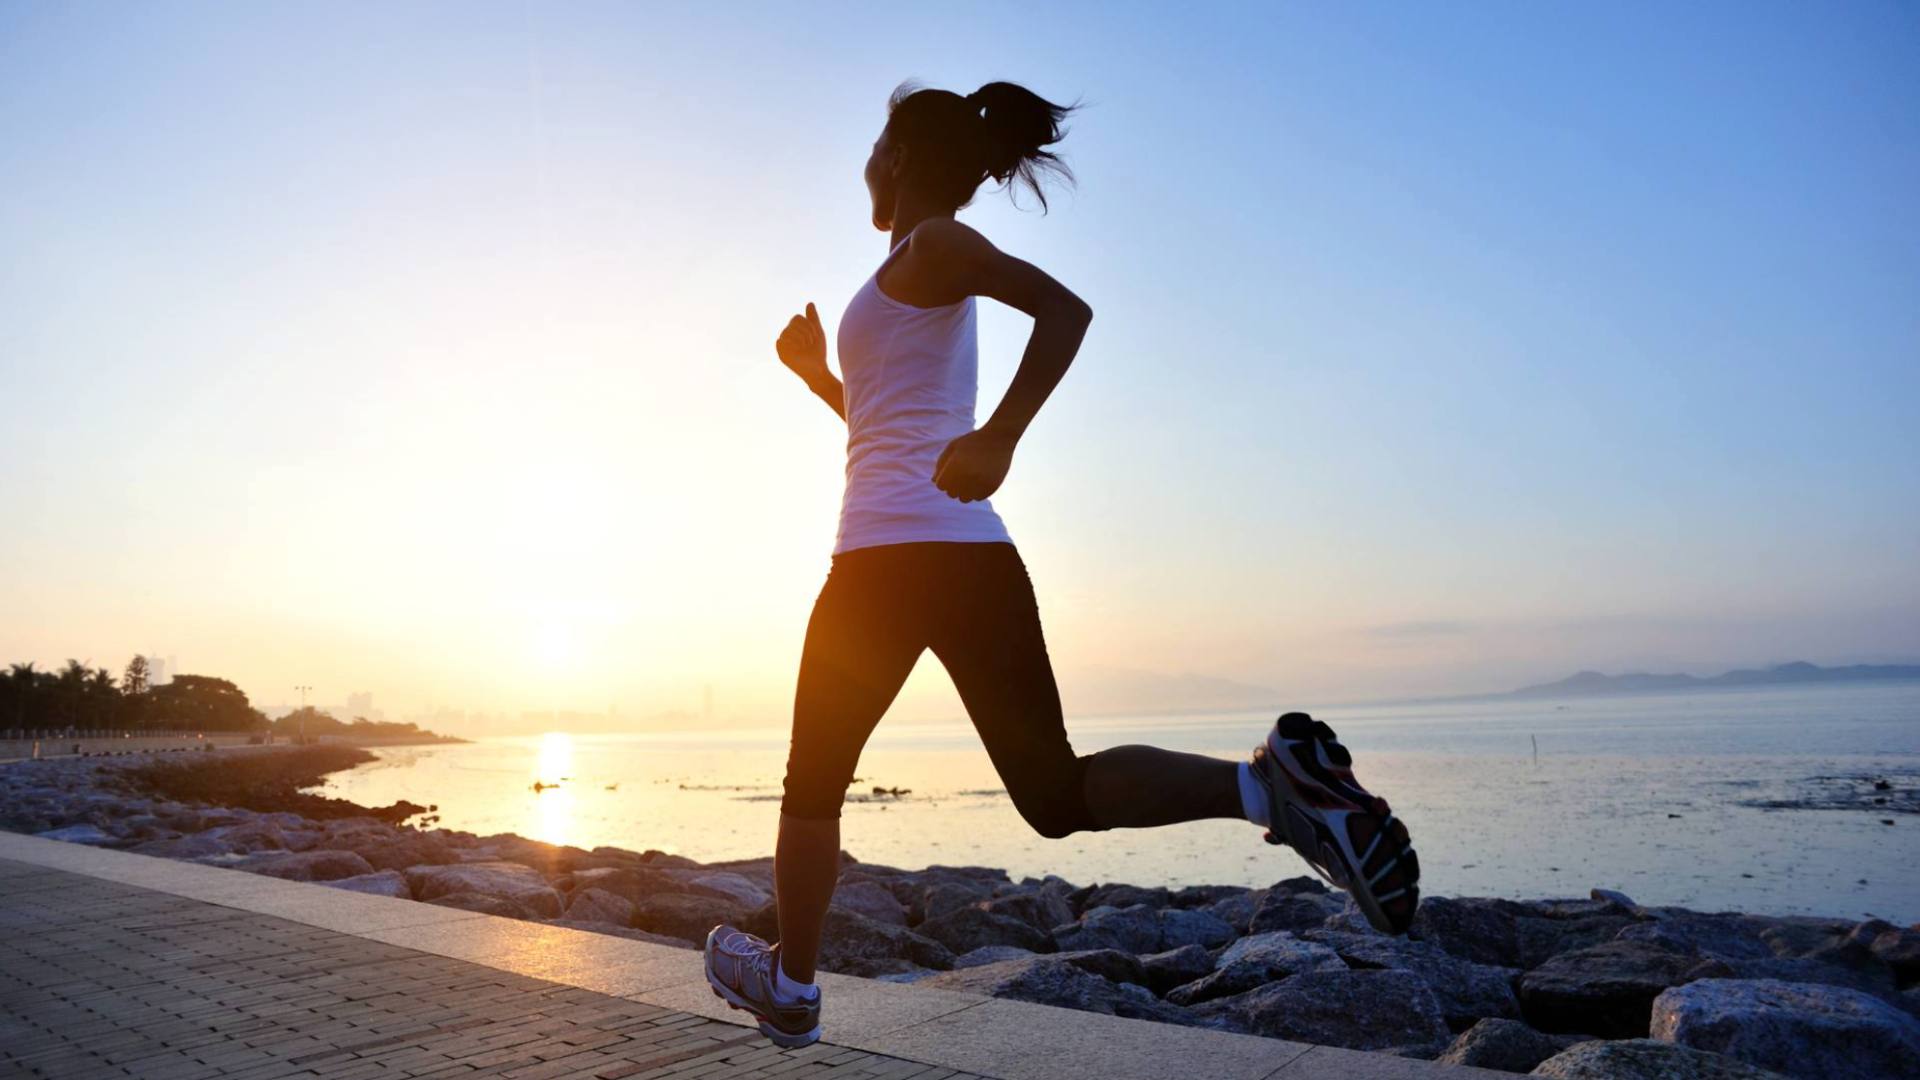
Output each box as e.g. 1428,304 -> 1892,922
2,2 -> 1915,725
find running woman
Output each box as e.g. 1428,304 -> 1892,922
705,81 -> 1420,1048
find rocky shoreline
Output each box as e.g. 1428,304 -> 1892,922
4,747 -> 1917,1079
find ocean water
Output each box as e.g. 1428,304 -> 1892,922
311,682 -> 1920,922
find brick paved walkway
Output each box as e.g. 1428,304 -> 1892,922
0,859 -> 986,1080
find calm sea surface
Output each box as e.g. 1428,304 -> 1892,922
312,682 -> 1920,922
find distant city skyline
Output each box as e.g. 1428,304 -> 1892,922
2,4 -> 1914,727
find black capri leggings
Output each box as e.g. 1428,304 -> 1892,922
780,541 -> 1101,839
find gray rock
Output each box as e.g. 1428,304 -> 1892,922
1141,944 -> 1215,995
1520,941 -> 1732,1038
404,861 -> 564,918
1168,933 -> 1346,1006
978,890 -> 1074,934
1249,890 -> 1343,935
1869,925 -> 1920,987
1054,948 -> 1149,988
1413,895 -> 1528,968
1617,913 -> 1777,961
202,821 -> 290,854
1723,955 -> 1898,1000
1206,891 -> 1261,934
1158,907 -> 1236,950
916,880 -> 994,923
1650,978 -> 1920,1080
1518,914 -> 1641,968
565,887 -> 636,927
1169,884 -> 1251,909
916,906 -> 1053,954
1437,1018 -> 1583,1072
674,870 -> 771,908
564,866 -> 681,903
36,823 -> 117,845
1757,918 -> 1853,959
630,893 -> 748,943
337,831 -> 460,872
1197,969 -> 1451,1054
1530,1038 -> 1788,1079
808,907 -> 955,973
1079,883 -> 1172,912
1052,904 -> 1162,954
128,832 -> 234,860
1307,929 -> 1521,1027
831,880 -> 908,926
918,955 -> 1193,1025
954,945 -> 1037,969
322,870 -> 412,899
239,849 -> 378,883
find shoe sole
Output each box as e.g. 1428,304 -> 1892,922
1261,713 -> 1419,935
702,943 -> 821,1049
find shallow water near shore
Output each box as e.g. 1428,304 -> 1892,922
311,682 -> 1920,922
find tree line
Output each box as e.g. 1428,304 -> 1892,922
1,656 -> 434,740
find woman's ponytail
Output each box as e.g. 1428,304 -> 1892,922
966,81 -> 1075,211
887,80 -> 1078,212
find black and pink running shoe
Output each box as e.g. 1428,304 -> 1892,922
1251,711 -> 1420,935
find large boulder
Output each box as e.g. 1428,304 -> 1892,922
1054,949 -> 1150,988
1413,896 -> 1527,968
804,907 -> 955,973
1517,914 -> 1640,968
405,861 -> 564,919
1197,969 -> 1451,1054
978,890 -> 1074,934
1868,925 -> 1920,988
1307,929 -> 1521,1028
1617,912 -> 1775,961
1159,908 -> 1236,950
564,866 -> 682,903
1249,890 -> 1343,935
322,870 -> 412,899
1437,1018 -> 1582,1072
915,880 -> 996,923
1167,933 -> 1346,1007
1206,891 -> 1261,934
831,881 -> 908,926
1520,941 -> 1731,1038
1141,944 -> 1215,995
1530,1039 -> 1788,1079
338,831 -> 461,872
918,955 -> 1192,1026
1052,904 -> 1162,954
239,849 -> 377,883
631,893 -> 749,943
671,870 -> 771,908
916,906 -> 1054,954
1079,883 -> 1172,912
1650,978 -> 1920,1080
565,887 -> 636,927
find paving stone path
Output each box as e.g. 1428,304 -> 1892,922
0,859 -> 986,1080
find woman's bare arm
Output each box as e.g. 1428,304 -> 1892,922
907,219 -> 1093,502
776,302 -> 845,421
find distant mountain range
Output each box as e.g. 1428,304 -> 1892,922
1508,661 -> 1920,698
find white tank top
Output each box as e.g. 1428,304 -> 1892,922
833,235 -> 1013,555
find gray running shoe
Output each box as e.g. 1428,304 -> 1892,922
703,925 -> 822,1048
1251,711 -> 1421,935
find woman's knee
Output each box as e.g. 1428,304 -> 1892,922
1007,754 -> 1102,839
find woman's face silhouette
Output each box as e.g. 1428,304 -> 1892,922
864,128 -> 902,232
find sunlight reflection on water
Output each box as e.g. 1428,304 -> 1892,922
313,682 -> 1920,920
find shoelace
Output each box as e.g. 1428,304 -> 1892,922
720,931 -> 775,981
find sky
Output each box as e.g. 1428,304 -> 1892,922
2,2 -> 1916,731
